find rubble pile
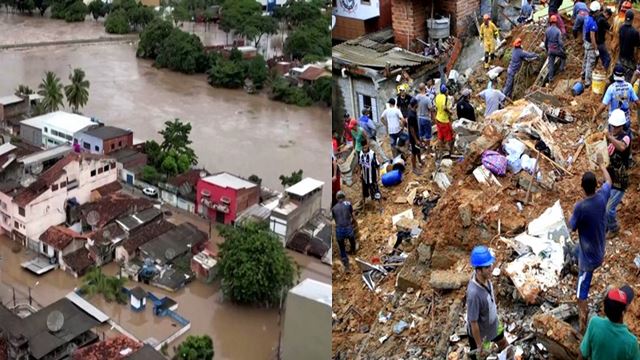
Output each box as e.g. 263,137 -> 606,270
333,10 -> 640,360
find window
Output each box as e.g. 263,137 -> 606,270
44,127 -> 48,133
65,134 -> 72,141
14,221 -> 19,229
51,184 -> 58,191
95,145 -> 99,152
67,179 -> 78,190
98,167 -> 103,174
361,0 -> 371,4
357,93 -> 378,122
103,165 -> 109,172
110,162 -> 116,169
83,143 -> 91,150
91,170 -> 96,177
18,207 -> 25,216
111,144 -> 115,150
60,181 -> 66,188
118,141 -> 122,147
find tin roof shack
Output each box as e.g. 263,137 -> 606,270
281,279 -> 331,360
270,178 -> 324,245
333,28 -> 460,123
108,148 -> 148,186
0,298 -> 100,360
115,219 -> 175,264
0,95 -> 29,123
159,169 -> 209,214
37,226 -> 87,271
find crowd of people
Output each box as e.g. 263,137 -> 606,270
332,1 -> 640,358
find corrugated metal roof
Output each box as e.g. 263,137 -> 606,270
65,291 -> 110,323
333,40 -> 433,69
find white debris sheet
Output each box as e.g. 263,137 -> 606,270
503,200 -> 568,303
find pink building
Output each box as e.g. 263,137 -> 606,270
196,172 -> 259,225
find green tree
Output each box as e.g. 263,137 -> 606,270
34,0 -> 49,16
129,4 -> 155,30
64,68 -> 90,112
219,0 -> 277,47
270,76 -> 311,106
105,8 -> 130,33
161,154 -> 178,176
248,174 -> 262,185
80,267 -> 127,304
111,0 -> 135,11
279,169 -> 303,187
245,55 -> 267,89
137,18 -> 173,59
155,28 -> 207,74
173,335 -> 214,360
64,0 -> 87,21
284,23 -> 330,61
306,76 -> 330,106
38,71 -> 64,113
159,118 -> 198,165
141,165 -> 161,184
218,222 -> 298,306
14,84 -> 34,97
15,0 -> 35,13
274,0 -> 323,28
87,0 -> 106,20
207,58 -> 245,89
144,140 -> 163,167
170,5 -> 189,26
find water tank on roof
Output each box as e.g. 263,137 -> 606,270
426,16 -> 450,41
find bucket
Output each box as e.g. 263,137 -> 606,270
392,156 -> 406,173
572,81 -> 584,96
592,72 -> 606,95
381,170 -> 403,187
585,132 -> 610,168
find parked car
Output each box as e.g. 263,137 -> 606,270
142,187 -> 158,197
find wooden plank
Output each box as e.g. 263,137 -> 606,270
522,140 -> 573,175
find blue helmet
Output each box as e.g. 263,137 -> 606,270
440,84 -> 448,94
470,245 -> 495,268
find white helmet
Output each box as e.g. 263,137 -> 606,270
608,109 -> 627,127
590,1 -> 601,12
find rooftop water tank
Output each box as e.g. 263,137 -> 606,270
426,17 -> 450,41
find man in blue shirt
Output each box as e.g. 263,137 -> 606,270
503,37 -> 539,98
570,154 -> 612,333
582,1 -> 600,88
593,64 -> 640,132
545,15 -> 566,83
359,108 -> 390,163
573,0 -> 590,38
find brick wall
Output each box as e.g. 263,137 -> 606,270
391,0 -> 429,50
332,16 -> 366,41
378,0 -> 392,29
435,0 -> 480,38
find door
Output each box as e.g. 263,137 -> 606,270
216,211 -> 225,224
126,174 -> 134,185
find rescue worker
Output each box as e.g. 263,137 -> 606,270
593,64 -> 640,133
582,1 -> 601,88
573,0 -> 589,39
618,10 -> 640,81
605,109 -> 631,238
503,37 -> 539,98
595,8 -> 612,71
611,1 -> 633,57
548,0 -> 567,34
480,14 -> 499,69
396,83 -> 413,118
544,15 -> 566,83
466,246 -> 509,360
569,153 -> 611,333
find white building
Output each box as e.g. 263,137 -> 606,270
269,177 -> 324,244
20,111 -> 99,149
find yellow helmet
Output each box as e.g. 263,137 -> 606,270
397,83 -> 410,93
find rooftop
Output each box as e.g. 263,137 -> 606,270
23,111 -> 97,133
289,278 -> 331,307
116,207 -> 163,232
0,95 -> 23,106
91,222 -> 126,244
139,222 -> 207,264
299,65 -> 330,81
79,193 -> 154,228
201,172 -> 256,190
129,286 -> 147,300
108,148 -> 147,168
126,344 -> 166,360
82,126 -> 132,140
18,145 -> 73,166
39,226 -> 85,251
62,247 -> 94,275
72,335 -> 142,360
93,181 -> 122,197
0,143 -> 17,157
167,168 -> 208,188
121,219 -> 176,254
285,177 -> 324,197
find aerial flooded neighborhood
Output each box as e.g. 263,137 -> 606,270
0,0 -> 331,359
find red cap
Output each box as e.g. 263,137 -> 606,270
608,288 -> 628,304
513,38 -> 522,47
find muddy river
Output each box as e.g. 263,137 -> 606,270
0,41 -> 331,206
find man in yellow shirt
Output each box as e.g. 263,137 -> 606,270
434,84 -> 455,155
480,14 -> 500,69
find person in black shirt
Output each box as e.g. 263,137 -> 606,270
396,86 -> 413,118
407,98 -> 423,175
596,8 -> 613,70
332,191 -> 356,271
618,10 -> 640,80
456,88 -> 477,121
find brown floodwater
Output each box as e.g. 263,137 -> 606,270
0,41 -> 331,206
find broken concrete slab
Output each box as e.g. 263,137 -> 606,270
429,270 -> 469,290
396,251 -> 427,291
458,203 -> 473,228
396,217 -> 420,232
417,243 -> 432,263
532,313 -> 581,360
431,248 -> 466,270
392,209 -> 414,226
517,173 -> 540,193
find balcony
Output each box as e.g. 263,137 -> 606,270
201,198 -> 229,214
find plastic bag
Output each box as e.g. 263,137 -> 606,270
481,150 -> 508,176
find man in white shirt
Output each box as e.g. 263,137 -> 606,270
380,98 -> 406,157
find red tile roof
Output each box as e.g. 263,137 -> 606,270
39,226 -> 86,251
94,181 -> 122,197
72,335 -> 142,360
80,193 -> 154,228
299,66 -> 329,81
62,247 -> 94,276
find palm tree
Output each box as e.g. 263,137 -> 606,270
37,71 -> 64,113
14,84 -> 34,97
64,68 -> 90,113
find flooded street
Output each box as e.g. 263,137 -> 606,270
0,16 -> 331,206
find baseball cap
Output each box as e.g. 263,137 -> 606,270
608,288 -> 629,305
621,285 -> 635,304
614,64 -> 625,81
626,9 -> 634,22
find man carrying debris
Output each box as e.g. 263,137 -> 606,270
466,245 -> 509,360
434,84 -> 455,155
381,98 -> 407,157
569,138 -> 612,333
407,98 -> 423,175
456,88 -> 476,122
572,0 -> 589,38
480,14 -> 499,69
592,64 -> 640,133
478,86 -> 510,117
618,10 -> 640,81
582,1 -> 601,88
415,82 -> 435,152
579,287 -> 640,359
545,15 -> 567,84
605,109 -> 631,238
356,138 -> 382,206
502,37 -> 539,98
595,8 -> 612,71
396,83 -> 413,118
332,191 -> 356,271
359,108 -> 390,163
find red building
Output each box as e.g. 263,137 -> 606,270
196,172 -> 259,224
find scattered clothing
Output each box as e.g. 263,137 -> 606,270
478,88 -> 507,116
581,316 -> 640,360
